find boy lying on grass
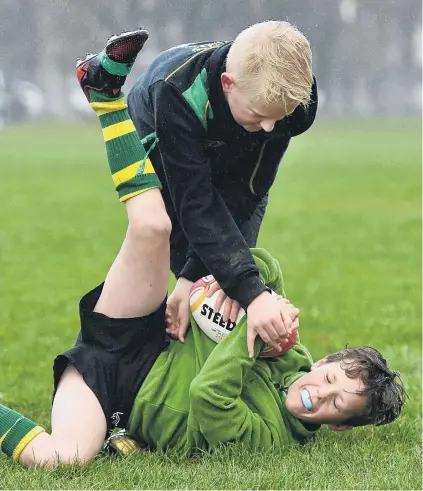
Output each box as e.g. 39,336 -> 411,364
0,32 -> 405,468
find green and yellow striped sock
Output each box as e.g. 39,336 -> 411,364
89,89 -> 161,202
0,404 -> 45,462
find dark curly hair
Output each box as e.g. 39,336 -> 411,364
325,346 -> 406,427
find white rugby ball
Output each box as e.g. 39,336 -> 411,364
189,275 -> 245,343
189,276 -> 298,357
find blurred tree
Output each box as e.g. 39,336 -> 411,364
0,0 -> 420,120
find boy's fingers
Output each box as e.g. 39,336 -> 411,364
165,316 -> 175,330
177,311 -> 191,343
223,298 -> 233,322
266,340 -> 282,352
215,289 -> 227,313
166,326 -> 179,340
207,281 -> 220,297
266,314 -> 288,340
230,301 -> 241,323
247,329 -> 256,358
258,327 -> 282,352
178,326 -> 186,343
258,323 -> 281,343
280,308 -> 293,333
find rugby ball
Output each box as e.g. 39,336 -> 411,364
189,275 -> 297,358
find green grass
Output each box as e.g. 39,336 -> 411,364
0,117 -> 421,490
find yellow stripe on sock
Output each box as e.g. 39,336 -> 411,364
90,97 -> 127,116
112,158 -> 155,185
120,187 -> 156,202
103,120 -> 136,142
0,429 -> 10,447
12,426 -> 45,462
143,159 -> 155,175
112,161 -> 140,185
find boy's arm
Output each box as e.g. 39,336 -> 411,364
189,322 -> 282,450
180,245 -> 210,282
188,248 -> 303,449
152,80 -> 266,309
181,195 -> 269,282
189,321 -> 313,449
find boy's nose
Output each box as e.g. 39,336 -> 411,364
316,386 -> 332,402
260,119 -> 276,132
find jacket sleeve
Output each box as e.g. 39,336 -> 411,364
181,194 -> 269,283
179,245 -> 209,283
152,80 -> 266,309
189,320 -> 283,450
188,248 -> 290,449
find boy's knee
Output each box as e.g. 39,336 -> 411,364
126,189 -> 172,243
18,433 -> 98,468
53,440 -> 98,466
128,210 -> 172,243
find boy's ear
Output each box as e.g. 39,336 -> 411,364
221,72 -> 235,93
329,424 -> 353,432
310,357 -> 328,371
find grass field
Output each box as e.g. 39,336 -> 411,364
0,118 -> 421,490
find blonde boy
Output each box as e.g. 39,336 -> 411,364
123,21 -> 319,353
223,21 -> 313,131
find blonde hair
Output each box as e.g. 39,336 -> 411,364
227,21 -> 313,111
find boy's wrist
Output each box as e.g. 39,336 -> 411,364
179,257 -> 209,283
225,275 -> 267,311
176,277 -> 194,289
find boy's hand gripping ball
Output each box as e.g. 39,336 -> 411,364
189,275 -> 297,357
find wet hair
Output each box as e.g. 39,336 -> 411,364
227,21 -> 313,111
325,346 -> 406,427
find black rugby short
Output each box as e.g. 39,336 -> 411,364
53,283 -> 169,432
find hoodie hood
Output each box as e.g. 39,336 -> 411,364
273,76 -> 318,138
251,248 -> 321,441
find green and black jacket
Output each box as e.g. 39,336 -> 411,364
128,42 -> 318,309
128,248 -> 320,452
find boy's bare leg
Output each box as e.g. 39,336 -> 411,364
19,183 -> 171,467
18,366 -> 106,468
1,31 -> 168,468
94,189 -> 171,318
76,28 -> 170,317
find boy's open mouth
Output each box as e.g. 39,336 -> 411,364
301,388 -> 313,411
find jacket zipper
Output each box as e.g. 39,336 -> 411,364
249,140 -> 267,195
274,383 -> 288,393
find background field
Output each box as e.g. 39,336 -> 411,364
0,119 -> 421,490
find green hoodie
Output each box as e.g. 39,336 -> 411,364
128,248 -> 319,452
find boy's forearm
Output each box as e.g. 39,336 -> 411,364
154,82 -> 267,309
189,322 -> 269,447
178,249 -> 209,283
